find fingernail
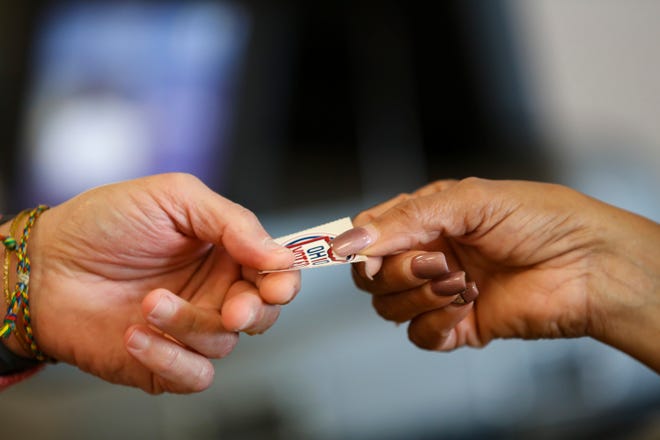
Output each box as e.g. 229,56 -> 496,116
462,281 -> 479,303
150,295 -> 175,322
238,308 -> 256,332
332,227 -> 373,257
364,257 -> 382,280
263,238 -> 288,253
411,253 -> 449,279
127,329 -> 149,351
430,271 -> 466,296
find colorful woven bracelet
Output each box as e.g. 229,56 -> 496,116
1,205 -> 51,362
2,211 -> 32,355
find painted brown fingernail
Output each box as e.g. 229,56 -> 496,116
411,253 -> 449,279
430,271 -> 466,296
462,281 -> 479,303
331,227 -> 373,257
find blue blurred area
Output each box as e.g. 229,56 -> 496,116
20,1 -> 249,206
0,1 -> 659,439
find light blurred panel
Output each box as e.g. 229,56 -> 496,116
21,1 -> 250,206
509,0 -> 660,220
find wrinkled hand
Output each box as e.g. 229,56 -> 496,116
24,173 -> 300,393
333,178 -> 660,371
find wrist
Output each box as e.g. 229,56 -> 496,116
0,212 -> 48,361
0,216 -> 42,373
0,336 -> 41,375
587,202 -> 660,371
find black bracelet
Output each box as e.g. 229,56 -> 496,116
0,340 -> 41,375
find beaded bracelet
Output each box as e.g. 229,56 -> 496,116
0,205 -> 51,362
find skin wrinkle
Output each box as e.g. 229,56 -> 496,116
346,177 -> 660,372
389,201 -> 428,249
457,281 -> 494,346
461,197 -> 514,241
61,192 -> 204,280
0,173 -> 301,394
366,181 -> 594,347
176,246 -> 217,302
151,370 -> 163,395
153,173 -> 228,248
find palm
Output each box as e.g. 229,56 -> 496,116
441,207 -> 592,346
30,183 -> 241,389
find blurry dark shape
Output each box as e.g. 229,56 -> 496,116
0,3 -> 38,209
227,1 -> 551,212
3,1 -> 551,212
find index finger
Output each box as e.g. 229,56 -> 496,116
332,178 -> 499,257
145,173 -> 294,271
353,251 -> 449,295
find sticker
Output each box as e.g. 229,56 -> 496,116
261,217 -> 367,273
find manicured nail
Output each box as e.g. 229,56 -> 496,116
411,253 -> 449,279
150,295 -> 175,321
462,281 -> 479,303
430,271 -> 466,296
332,227 -> 373,257
363,257 -> 382,280
127,329 -> 149,351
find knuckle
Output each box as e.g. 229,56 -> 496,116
371,297 -> 398,322
353,211 -> 374,226
392,192 -> 413,205
391,201 -> 420,225
225,204 -> 261,234
413,179 -> 457,196
162,172 -> 201,189
186,309 -> 202,333
407,318 -> 447,351
160,344 -> 182,373
354,193 -> 412,226
456,176 -> 491,199
232,203 -> 257,220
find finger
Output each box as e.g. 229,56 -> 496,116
351,180 -> 459,230
353,192 -> 414,227
411,179 -> 459,197
241,267 -> 302,305
351,256 -> 384,283
149,173 -> 294,271
407,302 -> 474,351
259,271 -> 301,305
452,281 -> 480,305
125,325 -> 218,394
352,251 -> 449,295
142,289 -> 238,358
372,272 -> 467,322
332,178 -> 503,257
221,280 -> 281,334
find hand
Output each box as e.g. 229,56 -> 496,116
14,173 -> 300,393
333,178 -> 660,371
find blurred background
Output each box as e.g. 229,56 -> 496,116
1,0 -> 659,438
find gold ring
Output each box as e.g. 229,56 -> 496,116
452,292 -> 467,305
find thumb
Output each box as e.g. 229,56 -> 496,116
332,178 -> 497,257
150,174 -> 293,270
